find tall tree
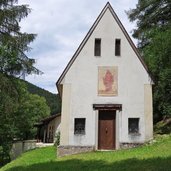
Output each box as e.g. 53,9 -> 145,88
143,29 -> 171,121
127,0 -> 171,48
15,93 -> 50,140
0,0 -> 41,166
0,0 -> 42,76
0,73 -> 25,166
0,75 -> 50,166
127,0 -> 171,121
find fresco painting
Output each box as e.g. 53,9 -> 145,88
98,66 -> 118,96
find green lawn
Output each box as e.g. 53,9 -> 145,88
1,135 -> 171,171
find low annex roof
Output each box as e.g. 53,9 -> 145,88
34,113 -> 61,127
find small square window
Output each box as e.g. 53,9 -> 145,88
128,118 -> 139,134
74,118 -> 86,135
115,39 -> 121,56
94,38 -> 101,56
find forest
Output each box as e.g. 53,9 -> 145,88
127,0 -> 171,122
22,80 -> 61,115
0,0 -> 57,166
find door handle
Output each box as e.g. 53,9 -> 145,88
106,128 -> 108,134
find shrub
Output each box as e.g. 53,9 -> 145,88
54,132 -> 60,147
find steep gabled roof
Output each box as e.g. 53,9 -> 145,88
56,2 -> 153,93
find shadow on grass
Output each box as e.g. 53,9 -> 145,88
4,156 -> 171,171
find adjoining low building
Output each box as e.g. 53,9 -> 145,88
56,2 -> 153,156
35,113 -> 61,143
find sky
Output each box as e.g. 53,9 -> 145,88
19,0 -> 137,94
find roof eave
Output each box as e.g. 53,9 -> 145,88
56,2 -> 154,87
56,2 -> 110,86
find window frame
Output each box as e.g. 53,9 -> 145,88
94,38 -> 101,56
74,118 -> 86,135
128,118 -> 140,135
115,39 -> 121,56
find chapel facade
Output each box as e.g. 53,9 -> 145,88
56,2 -> 153,156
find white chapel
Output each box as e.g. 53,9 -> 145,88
56,2 -> 153,156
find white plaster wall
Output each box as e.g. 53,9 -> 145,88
144,84 -> 153,141
47,116 -> 61,142
61,9 -> 152,146
60,84 -> 71,145
54,116 -> 61,134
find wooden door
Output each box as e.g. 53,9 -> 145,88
98,110 -> 116,150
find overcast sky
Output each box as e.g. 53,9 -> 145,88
19,0 -> 137,94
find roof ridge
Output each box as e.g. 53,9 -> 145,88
56,3 -> 153,95
56,2 -> 109,86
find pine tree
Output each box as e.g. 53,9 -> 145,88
127,0 -> 171,48
0,0 -> 41,76
0,1 -> 42,165
127,0 -> 171,122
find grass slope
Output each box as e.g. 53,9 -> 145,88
1,135 -> 171,171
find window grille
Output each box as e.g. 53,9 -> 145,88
128,118 -> 139,134
74,118 -> 86,135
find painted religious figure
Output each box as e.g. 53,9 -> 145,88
98,66 -> 118,96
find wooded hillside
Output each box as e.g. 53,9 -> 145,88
21,80 -> 61,115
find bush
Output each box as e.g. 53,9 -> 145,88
0,145 -> 11,167
154,118 -> 171,135
54,132 -> 60,147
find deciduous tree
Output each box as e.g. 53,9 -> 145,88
15,93 -> 50,140
127,0 -> 171,121
0,73 -> 25,166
